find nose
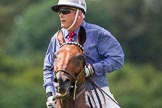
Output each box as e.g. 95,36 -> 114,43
54,77 -> 70,93
59,13 -> 64,18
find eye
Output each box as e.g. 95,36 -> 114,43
74,55 -> 85,66
76,55 -> 85,60
53,53 -> 58,62
53,54 -> 57,59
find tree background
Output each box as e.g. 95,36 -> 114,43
0,0 -> 162,107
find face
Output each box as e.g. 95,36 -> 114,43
58,7 -> 77,29
53,44 -> 85,97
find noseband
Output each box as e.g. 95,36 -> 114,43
55,69 -> 83,83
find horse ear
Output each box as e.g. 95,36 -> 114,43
57,30 -> 65,46
77,26 -> 86,46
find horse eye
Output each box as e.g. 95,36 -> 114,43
74,55 -> 85,65
53,54 -> 58,62
76,55 -> 85,60
53,53 -> 56,58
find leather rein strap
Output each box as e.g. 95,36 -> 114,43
86,78 -> 121,108
86,78 -> 105,108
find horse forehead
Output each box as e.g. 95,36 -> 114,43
59,45 -> 82,54
63,47 -> 71,52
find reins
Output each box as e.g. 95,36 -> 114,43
86,78 -> 106,108
86,78 -> 121,108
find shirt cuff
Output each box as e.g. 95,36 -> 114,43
92,62 -> 104,76
46,85 -> 55,95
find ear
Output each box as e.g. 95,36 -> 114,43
77,26 -> 86,46
57,30 -> 65,46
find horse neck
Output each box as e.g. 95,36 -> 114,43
56,83 -> 87,108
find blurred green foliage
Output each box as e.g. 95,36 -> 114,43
0,0 -> 162,108
5,1 -> 58,57
0,0 -> 43,46
109,63 -> 162,108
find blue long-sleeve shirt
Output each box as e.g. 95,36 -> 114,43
43,21 -> 124,95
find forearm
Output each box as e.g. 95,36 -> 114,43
43,69 -> 55,95
92,55 -> 124,76
92,31 -> 124,76
43,37 -> 56,97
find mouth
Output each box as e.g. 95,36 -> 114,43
54,81 -> 71,98
61,19 -> 66,23
56,92 -> 68,99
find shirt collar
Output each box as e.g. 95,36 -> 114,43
61,20 -> 87,38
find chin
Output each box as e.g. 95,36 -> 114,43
61,24 -> 69,29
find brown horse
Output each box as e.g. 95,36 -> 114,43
53,26 -> 89,108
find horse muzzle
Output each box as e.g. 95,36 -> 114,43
54,75 -> 71,98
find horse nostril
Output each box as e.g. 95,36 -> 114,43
54,77 -> 64,84
54,77 -> 58,83
64,78 -> 70,84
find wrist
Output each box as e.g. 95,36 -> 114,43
46,85 -> 55,96
89,64 -> 95,75
46,92 -> 53,98
47,96 -> 54,101
85,64 -> 95,77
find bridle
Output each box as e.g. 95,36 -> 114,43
55,70 -> 76,82
60,42 -> 84,51
53,42 -> 86,101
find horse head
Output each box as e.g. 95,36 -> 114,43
53,26 -> 86,99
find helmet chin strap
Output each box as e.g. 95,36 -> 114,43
64,0 -> 82,31
66,8 -> 79,31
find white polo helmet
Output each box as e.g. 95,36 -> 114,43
51,0 -> 87,14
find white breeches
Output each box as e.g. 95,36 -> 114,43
85,86 -> 121,108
